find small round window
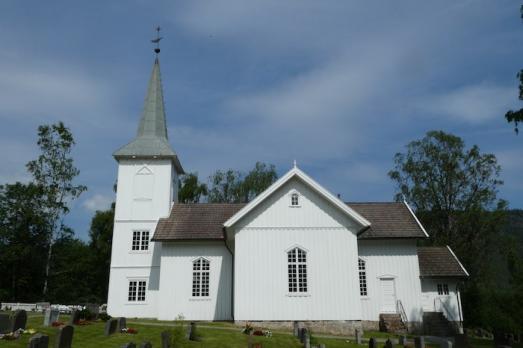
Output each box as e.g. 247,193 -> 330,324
291,193 -> 299,206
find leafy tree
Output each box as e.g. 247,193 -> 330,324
178,173 -> 208,203
208,162 -> 277,203
87,204 -> 114,303
26,122 -> 87,298
0,183 -> 49,301
504,5 -> 523,134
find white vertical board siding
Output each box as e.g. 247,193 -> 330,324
233,178 -> 362,321
421,279 -> 462,321
358,240 -> 423,323
108,159 -> 175,318
157,242 -> 232,321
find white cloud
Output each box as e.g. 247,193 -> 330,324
82,194 -> 113,213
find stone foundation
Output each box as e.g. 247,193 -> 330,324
235,320 -> 363,336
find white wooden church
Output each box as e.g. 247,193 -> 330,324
107,55 -> 469,334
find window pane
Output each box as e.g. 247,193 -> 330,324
138,281 -> 146,301
359,259 -> 367,296
128,281 -> 137,301
202,271 -> 209,297
288,264 -> 297,292
141,231 -> 149,250
132,231 -> 140,251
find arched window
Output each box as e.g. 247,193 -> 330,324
358,258 -> 367,296
288,247 -> 307,293
192,258 -> 210,297
291,193 -> 299,206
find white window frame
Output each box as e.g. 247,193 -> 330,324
288,190 -> 301,208
192,257 -> 210,298
127,278 -> 147,304
131,230 -> 150,252
286,246 -> 309,296
358,258 -> 368,297
437,283 -> 449,296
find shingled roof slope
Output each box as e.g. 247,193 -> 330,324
152,203 -> 246,241
347,202 -> 427,239
418,247 -> 469,278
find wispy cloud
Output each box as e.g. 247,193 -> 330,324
82,193 -> 113,213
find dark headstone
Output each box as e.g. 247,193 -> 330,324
104,318 -> 118,336
85,303 -> 99,319
369,337 -> 378,348
68,310 -> 80,325
161,330 -> 171,348
186,321 -> 196,341
55,325 -> 74,348
415,336 -> 425,348
139,342 -> 152,348
299,328 -> 309,343
493,331 -> 512,347
399,335 -> 407,346
44,309 -> 60,327
12,309 -> 27,331
28,333 -> 50,348
0,313 -> 12,334
121,343 -> 136,348
117,317 -> 127,332
454,334 -> 468,348
385,338 -> 393,348
355,328 -> 363,345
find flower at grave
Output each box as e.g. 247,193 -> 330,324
264,330 -> 272,337
242,322 -> 254,334
126,328 -> 138,334
52,321 -> 64,327
253,330 -> 264,336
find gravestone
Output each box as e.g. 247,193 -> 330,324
319,344 -> 326,348
68,310 -> 80,325
28,333 -> 50,348
384,338 -> 393,348
415,336 -> 425,348
368,337 -> 377,348
186,321 -> 196,341
11,309 -> 27,331
139,342 -> 152,348
117,317 -> 127,332
55,325 -> 74,348
0,313 -> 12,334
293,321 -> 299,337
304,332 -> 311,348
85,303 -> 99,319
44,309 -> 60,327
121,343 -> 136,348
355,328 -> 363,345
161,330 -> 171,348
399,335 -> 407,346
104,318 -> 118,336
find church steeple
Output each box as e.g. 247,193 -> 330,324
113,55 -> 184,174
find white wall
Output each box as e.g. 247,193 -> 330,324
107,159 -> 176,318
358,239 -> 424,323
232,178 -> 362,321
421,279 -> 462,322
157,242 -> 233,321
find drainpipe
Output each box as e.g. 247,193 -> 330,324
455,282 -> 464,334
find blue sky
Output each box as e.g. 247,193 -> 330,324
1,1 -> 522,240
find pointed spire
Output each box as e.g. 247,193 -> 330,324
137,58 -> 168,139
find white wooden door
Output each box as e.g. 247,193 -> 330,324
380,278 -> 396,313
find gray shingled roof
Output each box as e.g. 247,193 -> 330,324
348,202 -> 427,239
113,58 -> 184,174
153,203 -> 246,241
418,247 -> 468,278
152,202 -> 427,241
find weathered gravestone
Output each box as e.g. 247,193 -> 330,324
304,332 -> 311,348
161,330 -> 171,348
355,328 -> 363,345
68,310 -> 80,325
28,333 -> 50,348
85,303 -> 99,320
55,325 -> 74,348
121,343 -> 136,348
415,336 -> 425,348
104,318 -> 118,336
299,328 -> 309,343
293,321 -> 299,337
0,313 -> 12,334
11,309 -> 27,331
368,337 -> 377,348
399,335 -> 407,346
117,317 -> 127,332
43,309 -> 60,327
186,321 -> 197,341
385,338 -> 393,348
139,342 -> 152,348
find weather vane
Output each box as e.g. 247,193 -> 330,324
151,26 -> 163,54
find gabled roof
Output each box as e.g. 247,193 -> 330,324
113,57 -> 184,174
418,246 -> 469,278
223,166 -> 371,229
349,202 -> 428,239
152,203 -> 245,241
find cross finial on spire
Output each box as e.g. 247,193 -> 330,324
293,159 -> 297,168
151,26 -> 163,55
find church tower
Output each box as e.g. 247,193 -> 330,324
107,51 -> 184,317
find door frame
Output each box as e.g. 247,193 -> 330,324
378,275 -> 397,313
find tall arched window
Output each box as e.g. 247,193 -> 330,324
288,247 -> 307,293
358,258 -> 367,296
192,258 -> 210,297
